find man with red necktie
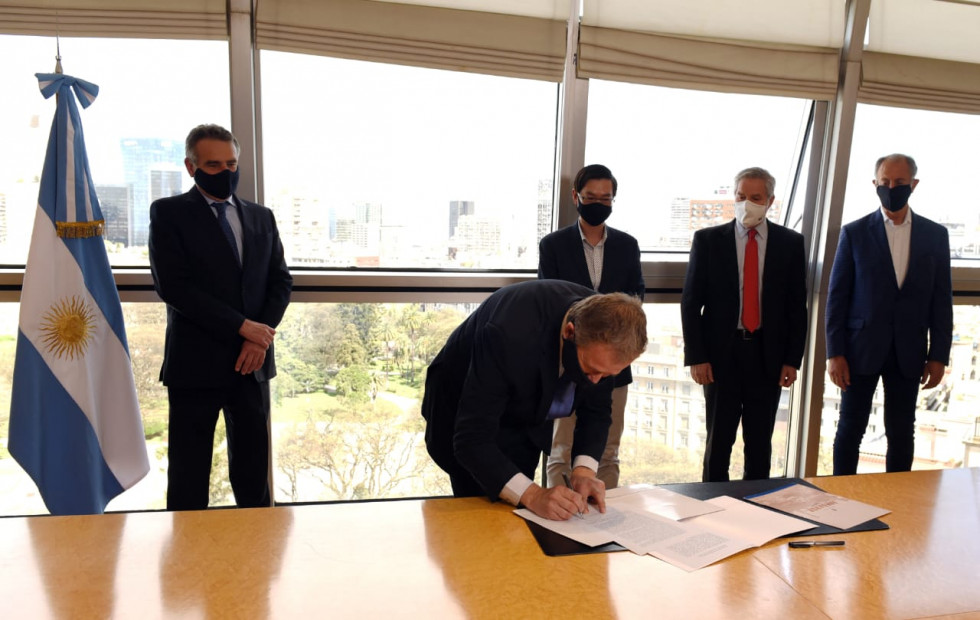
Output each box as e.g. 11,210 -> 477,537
680,167 -> 807,482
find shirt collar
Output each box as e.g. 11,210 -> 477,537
880,206 -> 912,227
577,220 -> 608,246
734,217 -> 768,240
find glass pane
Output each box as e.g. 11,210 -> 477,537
841,104 -> 980,261
584,80 -> 811,252
259,52 -> 558,269
0,302 -> 172,515
817,304 -> 980,475
0,35 -> 230,267
271,302 -> 462,502
621,304 -> 791,484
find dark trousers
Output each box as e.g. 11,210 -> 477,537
833,345 -> 919,475
702,335 -> 782,482
166,377 -> 271,510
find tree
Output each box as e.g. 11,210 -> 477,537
273,399 -> 431,501
336,323 -> 367,368
335,365 -> 371,403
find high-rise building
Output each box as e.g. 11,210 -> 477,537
95,184 -> 133,246
120,138 -> 184,247
449,200 -> 475,240
536,179 -> 553,244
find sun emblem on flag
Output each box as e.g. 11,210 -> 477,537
39,296 -> 95,360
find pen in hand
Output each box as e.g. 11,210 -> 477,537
789,540 -> 845,548
561,472 -> 585,519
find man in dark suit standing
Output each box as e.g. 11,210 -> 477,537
827,153 -> 952,475
149,124 -> 292,510
681,167 -> 807,482
421,280 -> 647,520
538,164 -> 644,490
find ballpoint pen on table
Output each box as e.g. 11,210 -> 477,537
788,540 -> 846,548
561,472 -> 585,519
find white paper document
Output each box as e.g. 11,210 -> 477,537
515,487 -> 813,571
744,483 -> 891,530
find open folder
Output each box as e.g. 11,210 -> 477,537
523,477 -> 889,560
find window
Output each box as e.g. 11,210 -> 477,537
259,52 -> 558,269
841,103 -> 980,256
817,304 -> 980,475
584,81 -> 811,251
0,35 -> 230,267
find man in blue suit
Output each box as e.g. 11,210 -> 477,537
149,124 -> 292,510
538,164 -> 644,490
826,153 -> 952,475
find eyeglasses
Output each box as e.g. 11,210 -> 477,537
576,193 -> 615,206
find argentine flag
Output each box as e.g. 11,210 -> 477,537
8,73 -> 149,515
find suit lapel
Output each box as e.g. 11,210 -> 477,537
721,221 -> 739,294
868,210 -> 899,289
564,225 -> 593,287
188,188 -> 243,273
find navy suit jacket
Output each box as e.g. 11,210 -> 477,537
826,209 -> 952,379
421,280 -> 614,499
149,187 -> 292,387
537,223 -> 644,387
680,220 -> 807,380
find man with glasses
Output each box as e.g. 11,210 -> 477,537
538,164 -> 644,490
681,167 -> 806,482
826,153 -> 952,474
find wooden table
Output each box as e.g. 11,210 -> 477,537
1,469 -> 978,619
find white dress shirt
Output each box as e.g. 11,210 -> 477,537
881,207 -> 912,288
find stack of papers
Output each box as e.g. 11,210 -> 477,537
744,483 -> 891,530
515,486 -> 814,572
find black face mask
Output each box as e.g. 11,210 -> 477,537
577,201 -> 612,227
877,184 -> 913,212
561,336 -> 585,384
194,167 -> 239,200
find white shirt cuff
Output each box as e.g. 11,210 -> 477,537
500,473 -> 534,506
572,455 -> 599,472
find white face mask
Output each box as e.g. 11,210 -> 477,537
734,200 -> 768,228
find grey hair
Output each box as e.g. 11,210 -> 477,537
185,124 -> 240,164
566,293 -> 647,363
734,167 -> 776,199
875,153 -> 918,179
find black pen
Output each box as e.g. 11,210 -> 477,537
561,472 -> 585,519
789,540 -> 846,548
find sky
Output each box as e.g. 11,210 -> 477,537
2,33 -> 979,264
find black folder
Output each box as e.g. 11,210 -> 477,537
526,477 -> 889,557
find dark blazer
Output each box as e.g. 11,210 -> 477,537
149,187 -> 292,388
538,223 -> 645,387
680,220 -> 807,380
826,209 -> 952,379
421,280 -> 614,499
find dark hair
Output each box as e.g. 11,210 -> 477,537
875,153 -> 918,179
566,293 -> 647,363
574,164 -> 618,196
185,124 -> 240,164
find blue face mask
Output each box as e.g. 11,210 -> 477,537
194,167 -> 239,200
877,184 -> 913,212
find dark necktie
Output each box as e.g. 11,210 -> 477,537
213,201 -> 241,264
742,228 -> 759,332
547,378 -> 577,420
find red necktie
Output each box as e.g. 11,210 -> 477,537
742,229 -> 759,332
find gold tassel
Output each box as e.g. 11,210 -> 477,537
56,219 -> 104,239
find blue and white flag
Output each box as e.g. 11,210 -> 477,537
8,73 -> 149,515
